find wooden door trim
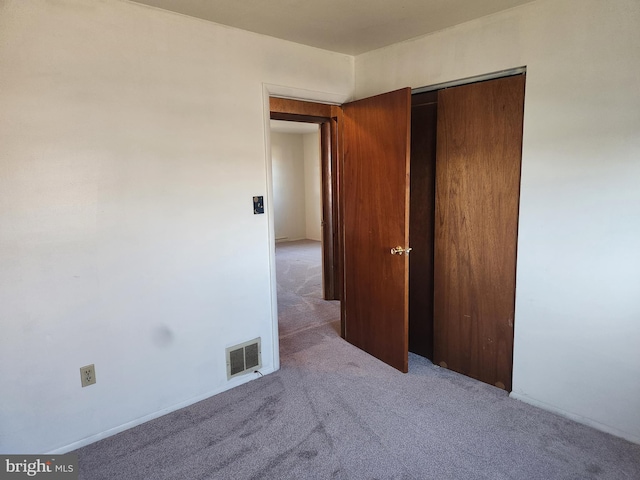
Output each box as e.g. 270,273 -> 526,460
270,97 -> 334,117
269,97 -> 343,306
412,66 -> 526,95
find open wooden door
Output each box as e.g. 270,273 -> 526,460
341,88 -> 412,373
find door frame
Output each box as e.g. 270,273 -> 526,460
261,84 -> 349,371
269,97 -> 343,303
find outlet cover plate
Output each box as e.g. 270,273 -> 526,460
80,364 -> 96,387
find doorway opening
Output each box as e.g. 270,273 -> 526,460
268,112 -> 342,357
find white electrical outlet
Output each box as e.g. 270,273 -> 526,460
80,364 -> 96,387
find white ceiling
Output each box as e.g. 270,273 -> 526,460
130,0 -> 536,55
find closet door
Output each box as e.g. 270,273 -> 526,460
433,75 -> 525,391
342,88 -> 411,373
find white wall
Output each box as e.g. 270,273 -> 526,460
303,132 -> 322,241
271,132 -> 306,241
355,0 -> 640,443
270,131 -> 321,242
0,0 -> 353,453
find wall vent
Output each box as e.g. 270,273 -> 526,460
226,338 -> 262,379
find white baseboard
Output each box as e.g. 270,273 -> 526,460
48,366 -> 277,454
509,391 -> 640,445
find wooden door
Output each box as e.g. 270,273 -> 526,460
433,75 -> 525,391
342,88 -> 411,373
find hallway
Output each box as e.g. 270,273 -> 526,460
275,240 -> 340,340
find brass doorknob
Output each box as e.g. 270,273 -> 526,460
390,246 -> 412,256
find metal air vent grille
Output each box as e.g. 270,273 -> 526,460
226,338 -> 262,379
